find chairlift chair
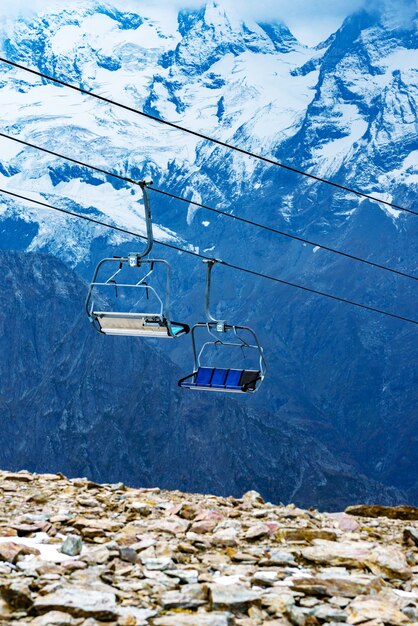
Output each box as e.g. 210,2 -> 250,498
85,181 -> 189,339
178,260 -> 266,393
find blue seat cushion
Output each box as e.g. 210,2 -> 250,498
225,369 -> 243,388
211,368 -> 228,386
195,367 -> 214,386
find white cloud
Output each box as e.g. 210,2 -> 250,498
0,0 -> 415,46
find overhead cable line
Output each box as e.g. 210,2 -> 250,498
0,186 -> 417,327
0,56 -> 417,218
0,131 -> 417,283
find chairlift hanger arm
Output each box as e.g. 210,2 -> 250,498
203,259 -> 226,326
126,181 -> 154,263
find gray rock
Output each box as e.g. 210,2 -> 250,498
161,583 -> 208,609
140,556 -> 174,570
244,523 -> 270,541
403,527 -> 418,547
166,568 -> 199,584
210,584 -> 262,610
251,570 -> 281,587
153,613 -> 234,626
33,585 -> 118,620
116,606 -> 157,623
118,546 -> 138,563
242,491 -> 265,506
0,581 -> 33,609
312,604 -> 347,621
31,611 -> 83,626
61,535 -> 83,557
347,595 -> 410,625
260,549 -> 296,566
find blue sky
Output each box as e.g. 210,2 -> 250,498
0,0 -> 414,45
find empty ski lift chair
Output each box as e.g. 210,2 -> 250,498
85,181 -> 189,339
178,260 -> 266,393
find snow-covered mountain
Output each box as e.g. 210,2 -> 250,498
0,0 -> 417,504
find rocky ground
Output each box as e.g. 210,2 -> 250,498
0,470 -> 417,626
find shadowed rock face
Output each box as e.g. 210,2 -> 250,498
0,469 -> 416,625
0,250 -> 405,510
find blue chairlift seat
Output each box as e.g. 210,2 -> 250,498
179,367 -> 260,393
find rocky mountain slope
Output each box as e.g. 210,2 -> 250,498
0,1 -> 417,502
0,249 -> 404,511
0,469 -> 418,625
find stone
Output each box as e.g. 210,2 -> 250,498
286,604 -> 320,626
312,604 -> 347,621
404,527 -> 418,547
290,575 -> 382,598
178,504 -> 199,520
347,596 -> 410,625
262,592 -> 296,616
260,549 -> 296,566
0,581 -> 33,609
345,505 -> 418,521
61,535 -> 83,557
72,517 -> 123,534
118,547 -> 138,563
33,585 -> 118,620
160,583 -> 208,609
242,491 -> 265,506
127,501 -> 152,516
244,524 -> 270,541
277,528 -> 337,543
0,598 -> 13,619
62,560 -> 87,572
191,519 -> 219,534
31,611 -> 83,625
166,568 -> 199,584
153,613 -> 234,626
366,545 -> 411,580
327,513 -> 360,532
140,556 -> 174,570
251,570 -> 281,587
301,539 -> 373,568
116,606 -> 157,623
212,528 -> 238,547
210,584 -> 262,610
0,541 -> 40,564
2,472 -> 33,482
81,546 -> 110,565
153,516 -> 190,535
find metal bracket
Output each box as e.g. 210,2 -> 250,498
203,259 -> 226,328
129,179 -> 154,261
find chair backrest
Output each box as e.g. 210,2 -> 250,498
239,370 -> 260,391
192,367 -> 260,391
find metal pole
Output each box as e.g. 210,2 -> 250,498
129,181 -> 154,264
203,259 -> 218,323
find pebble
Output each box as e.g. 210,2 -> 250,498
60,534 -> 83,557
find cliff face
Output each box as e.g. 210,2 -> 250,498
0,250 -> 404,510
0,468 -> 417,625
